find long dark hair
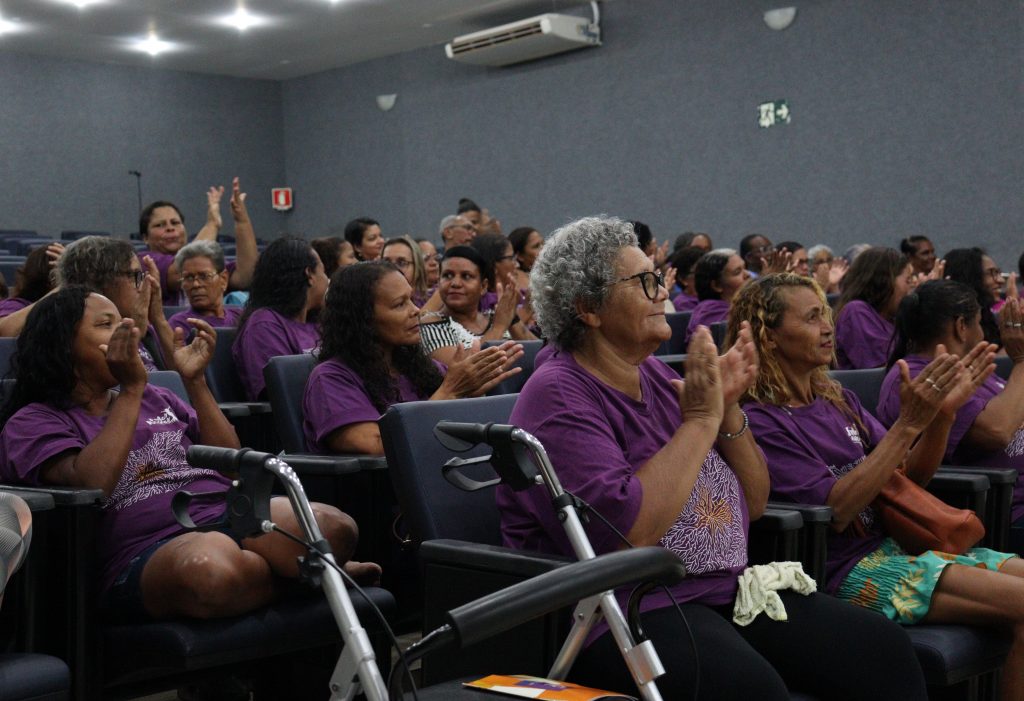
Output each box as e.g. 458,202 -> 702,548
238,237 -> 320,330
945,247 -> 1000,346
319,262 -> 442,412
1,286 -> 91,423
15,245 -> 57,302
470,232 -> 511,290
835,247 -> 908,315
888,280 -> 980,367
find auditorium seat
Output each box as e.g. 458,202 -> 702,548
655,311 -> 691,355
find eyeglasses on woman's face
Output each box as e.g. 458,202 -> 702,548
121,269 -> 145,289
181,271 -> 220,286
608,271 -> 666,301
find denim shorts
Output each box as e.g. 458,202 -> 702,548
100,521 -> 241,623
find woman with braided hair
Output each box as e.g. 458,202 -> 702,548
733,272 -> 1024,699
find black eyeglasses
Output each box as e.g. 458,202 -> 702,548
609,271 -> 666,300
121,270 -> 145,289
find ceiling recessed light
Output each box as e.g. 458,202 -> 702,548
221,7 -> 259,32
133,32 -> 174,56
0,16 -> 22,35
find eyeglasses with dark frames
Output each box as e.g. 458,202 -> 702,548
608,271 -> 666,301
121,270 -> 145,289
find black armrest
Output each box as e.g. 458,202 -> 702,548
216,402 -> 253,418
938,466 -> 1015,551
243,401 -> 273,415
421,539 -> 570,579
748,507 -> 803,570
765,501 -> 833,589
927,472 -> 989,521
0,488 -> 54,512
0,484 -> 103,507
276,453 -> 388,476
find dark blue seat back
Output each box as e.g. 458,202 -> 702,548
380,394 -> 518,545
204,327 -> 246,403
482,340 -> 543,395
656,311 -> 692,355
995,355 -> 1012,381
828,367 -> 887,414
148,371 -> 189,404
263,354 -> 317,454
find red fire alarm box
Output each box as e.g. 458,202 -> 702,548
272,188 -> 293,211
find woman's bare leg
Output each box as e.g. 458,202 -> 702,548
924,560 -> 1024,698
140,531 -> 275,619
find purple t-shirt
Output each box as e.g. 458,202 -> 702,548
167,305 -> 243,338
0,297 -> 30,319
0,384 -> 230,594
498,352 -> 751,627
835,300 -> 894,370
877,356 -> 1024,522
745,390 -> 887,593
232,308 -> 320,401
684,298 -> 730,345
672,292 -> 698,313
303,357 -> 443,453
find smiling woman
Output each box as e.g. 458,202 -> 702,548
303,261 -> 523,455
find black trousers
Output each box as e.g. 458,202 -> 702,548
571,591 -> 927,700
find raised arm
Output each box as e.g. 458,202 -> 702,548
140,256 -> 178,371
827,354 -> 962,530
627,327 -> 723,546
967,300 -> 1024,449
194,185 -> 224,243
226,177 -> 258,291
714,321 -> 769,518
40,321 -> 147,496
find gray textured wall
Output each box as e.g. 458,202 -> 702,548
281,0 -> 1023,267
0,52 -> 287,240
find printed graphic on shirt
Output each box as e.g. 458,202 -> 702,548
828,455 -> 875,530
845,424 -> 862,446
104,429 -> 221,511
1007,428 -> 1024,458
659,450 -> 746,574
146,407 -> 179,426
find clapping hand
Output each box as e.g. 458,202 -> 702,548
172,318 -> 217,381
673,326 -> 724,428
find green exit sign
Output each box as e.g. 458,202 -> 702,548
758,100 -> 791,128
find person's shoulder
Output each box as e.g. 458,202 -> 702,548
310,356 -> 360,384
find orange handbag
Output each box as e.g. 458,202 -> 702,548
873,468 -> 985,555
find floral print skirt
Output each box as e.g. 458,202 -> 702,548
837,537 -> 1015,623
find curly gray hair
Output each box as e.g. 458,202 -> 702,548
530,216 -> 637,352
174,239 -> 226,273
56,236 -> 137,293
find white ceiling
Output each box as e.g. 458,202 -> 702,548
0,0 -> 596,80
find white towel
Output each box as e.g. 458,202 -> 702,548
732,561 -> 817,627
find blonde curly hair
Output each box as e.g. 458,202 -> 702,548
726,273 -> 847,409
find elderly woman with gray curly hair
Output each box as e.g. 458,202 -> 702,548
496,216 -> 927,700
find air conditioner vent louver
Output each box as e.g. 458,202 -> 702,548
449,23 -> 544,55
445,13 -> 600,67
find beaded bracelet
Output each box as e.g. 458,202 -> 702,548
717,408 -> 749,440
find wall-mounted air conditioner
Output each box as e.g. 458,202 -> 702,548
445,12 -> 600,67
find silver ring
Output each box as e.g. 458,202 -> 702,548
1014,323 -> 1023,328
925,378 -> 937,387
